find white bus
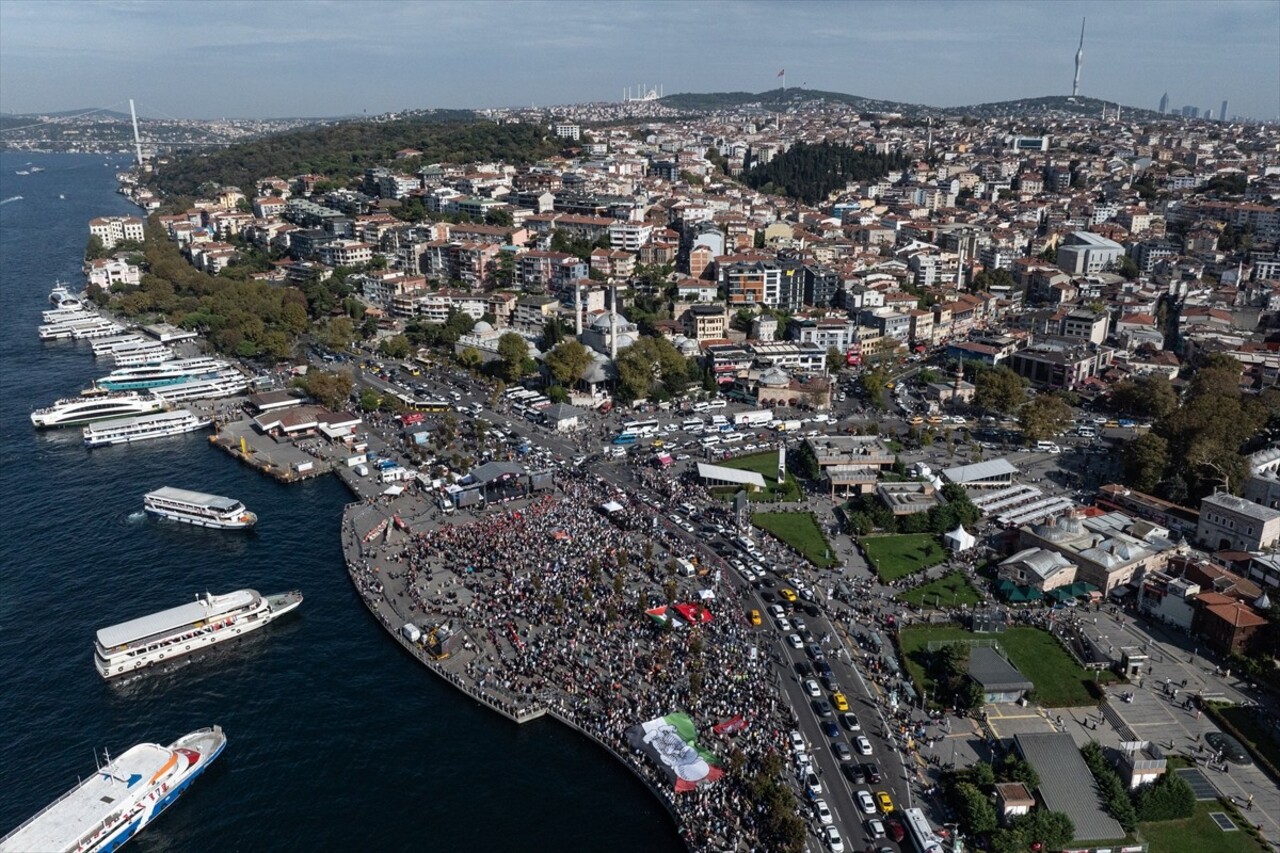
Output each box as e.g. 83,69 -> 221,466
902,807 -> 944,853
622,419 -> 661,436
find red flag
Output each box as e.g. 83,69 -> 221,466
777,69 -> 785,77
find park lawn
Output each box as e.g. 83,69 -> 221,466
1140,799 -> 1266,853
861,533 -> 947,581
1212,704 -> 1280,772
897,571 -> 983,609
719,451 -> 801,502
899,625 -> 1114,708
752,511 -> 837,568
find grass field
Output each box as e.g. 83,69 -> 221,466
718,451 -> 801,502
1140,800 -> 1266,853
752,511 -> 837,568
860,533 -> 947,581
899,625 -> 1114,708
1212,704 -> 1280,773
897,571 -> 983,609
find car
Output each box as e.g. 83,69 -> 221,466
768,604 -> 785,619
876,791 -> 894,814
884,818 -> 906,843
862,762 -> 881,783
842,763 -> 866,784
806,643 -> 825,661
811,699 -> 833,718
779,587 -> 798,603
865,817 -> 886,839
760,590 -> 777,604
814,798 -> 834,825
823,825 -> 845,853
772,614 -> 788,630
789,730 -> 805,752
855,736 -> 873,756
787,633 -> 803,649
819,674 -> 839,692
800,630 -> 816,645
748,609 -> 762,626
795,750 -> 813,773
791,617 -> 807,632
803,603 -> 821,617
856,789 -> 876,815
840,712 -> 861,731
805,771 -> 822,799
794,660 -> 813,677
832,692 -> 850,712
833,741 -> 853,762
803,678 -> 822,697
822,720 -> 841,738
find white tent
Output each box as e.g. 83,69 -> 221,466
945,524 -> 977,553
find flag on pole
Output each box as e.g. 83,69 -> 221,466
777,69 -> 785,77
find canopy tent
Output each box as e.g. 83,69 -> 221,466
996,579 -> 1044,603
944,525 -> 977,553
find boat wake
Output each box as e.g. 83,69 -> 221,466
0,196 -> 22,205
126,510 -> 148,524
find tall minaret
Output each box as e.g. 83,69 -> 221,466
1072,18 -> 1086,98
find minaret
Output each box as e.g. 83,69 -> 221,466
574,283 -> 583,336
1072,18 -> 1085,97
609,285 -> 618,361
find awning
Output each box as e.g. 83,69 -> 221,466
382,485 -> 404,496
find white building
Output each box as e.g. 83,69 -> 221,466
1056,231 -> 1125,276
88,216 -> 145,249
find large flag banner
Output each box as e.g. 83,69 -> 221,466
713,715 -> 748,735
626,713 -> 725,792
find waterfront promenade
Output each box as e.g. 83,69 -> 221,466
337,464 -> 797,853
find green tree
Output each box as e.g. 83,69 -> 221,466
545,339 -> 593,387
496,332 -> 530,381
300,369 -> 354,409
974,366 -> 1027,414
1018,393 -> 1074,441
1134,771 -> 1195,821
358,388 -> 381,412
378,334 -> 410,360
1011,809 -> 1075,852
825,346 -> 845,375
457,346 -> 482,371
1123,432 -> 1170,492
952,781 -> 998,835
540,317 -> 565,351
85,234 -> 108,261
1110,375 -> 1178,420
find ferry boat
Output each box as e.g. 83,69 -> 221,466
70,321 -> 126,341
94,589 -> 302,678
95,358 -> 230,391
83,410 -> 212,448
143,487 -> 257,529
111,348 -> 177,368
48,281 -> 83,307
31,392 -> 166,428
151,371 -> 248,403
0,726 -> 226,853
42,305 -> 92,323
87,334 -> 142,353
38,317 -> 113,340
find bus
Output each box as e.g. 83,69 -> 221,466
902,808 -> 943,853
612,433 -> 639,446
622,419 -> 660,436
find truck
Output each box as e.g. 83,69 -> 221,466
734,409 -> 774,428
775,419 -> 802,432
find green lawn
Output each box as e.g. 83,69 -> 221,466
860,533 -> 947,581
899,625 -> 1115,708
1211,704 -> 1280,772
718,451 -> 801,502
1140,799 -> 1266,853
752,511 -> 837,568
897,571 -> 983,609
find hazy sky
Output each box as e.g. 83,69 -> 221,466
1,0 -> 1276,120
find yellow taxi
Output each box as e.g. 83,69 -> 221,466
927,415 -> 944,424
749,609 -> 762,626
876,791 -> 894,814
831,692 -> 849,712
779,588 -> 798,603
908,416 -> 924,426
652,439 -> 665,448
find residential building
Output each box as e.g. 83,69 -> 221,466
1009,340 -> 1114,389
88,216 -> 145,249
85,257 -> 141,289
681,304 -> 728,342
1056,231 -> 1125,276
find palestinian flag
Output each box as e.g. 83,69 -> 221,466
626,713 -> 725,792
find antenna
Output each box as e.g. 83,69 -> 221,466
1072,18 -> 1085,98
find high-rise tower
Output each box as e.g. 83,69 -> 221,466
1158,92 -> 1169,114
1219,100 -> 1229,122
1072,18 -> 1085,97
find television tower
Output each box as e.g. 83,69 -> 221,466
1072,18 -> 1085,97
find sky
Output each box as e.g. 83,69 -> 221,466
1,0 -> 1276,121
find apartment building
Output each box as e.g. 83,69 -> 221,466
88,216 -> 145,249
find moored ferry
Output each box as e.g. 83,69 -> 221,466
151,370 -> 247,403
110,348 -> 177,368
143,487 -> 257,529
0,726 -> 226,853
31,392 -> 166,428
95,357 -> 229,391
83,410 -> 212,448
94,589 -> 303,678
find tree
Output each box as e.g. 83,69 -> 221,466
974,366 -> 1026,414
1018,393 -> 1073,441
952,781 -> 998,835
378,334 -> 410,360
300,369 -> 354,410
1134,771 -> 1194,821
1011,809 -> 1075,852
1117,254 -> 1140,280
540,317 -> 565,351
1110,376 -> 1178,420
1123,432 -> 1170,492
85,234 -> 108,261
496,332 -> 530,381
862,368 -> 888,410
825,346 -> 845,375
545,339 -> 593,386
357,388 -> 381,412
973,268 -> 1015,291
614,335 -> 692,401
457,346 -> 482,371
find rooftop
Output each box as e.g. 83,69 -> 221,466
1014,732 -> 1125,841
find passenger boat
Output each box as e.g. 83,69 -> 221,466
42,306 -> 93,323
83,410 -> 212,448
150,370 -> 247,403
0,726 -> 226,853
95,357 -> 230,391
38,317 -> 117,340
31,392 -> 165,428
94,589 -> 302,678
110,348 -> 176,368
143,487 -> 257,529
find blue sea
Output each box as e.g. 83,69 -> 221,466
0,152 -> 681,853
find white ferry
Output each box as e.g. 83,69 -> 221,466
95,357 -> 229,391
48,281 -> 82,307
83,410 -> 212,448
31,392 -> 166,428
87,333 -> 142,353
71,321 -> 126,341
143,487 -> 257,529
94,589 -> 302,678
38,317 -> 116,340
0,726 -> 226,853
42,306 -> 94,323
151,370 -> 248,403
111,348 -> 176,368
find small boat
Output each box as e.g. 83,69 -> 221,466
14,170 -> 29,176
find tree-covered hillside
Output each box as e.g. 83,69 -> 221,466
146,115 -> 561,195
741,141 -> 907,205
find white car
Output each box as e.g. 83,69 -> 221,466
803,678 -> 822,697
823,825 -> 845,853
805,771 -> 822,799
855,736 -> 873,755
776,618 -> 793,632
865,817 -> 886,839
856,789 -> 876,815
814,799 -> 833,825
769,604 -> 786,619
787,633 -> 804,649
